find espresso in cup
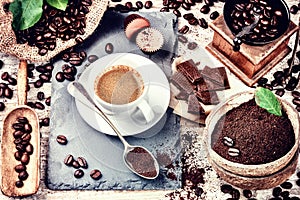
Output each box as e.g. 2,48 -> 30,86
94,65 -> 144,105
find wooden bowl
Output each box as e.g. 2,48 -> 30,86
204,90 -> 299,179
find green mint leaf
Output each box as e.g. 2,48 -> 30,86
9,0 -> 43,30
254,87 -> 282,116
46,0 -> 68,11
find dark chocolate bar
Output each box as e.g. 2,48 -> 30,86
171,72 -> 194,94
177,59 -> 201,83
201,66 -> 230,89
187,94 -> 205,114
195,90 -> 219,105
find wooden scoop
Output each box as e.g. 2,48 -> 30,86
1,60 -> 40,197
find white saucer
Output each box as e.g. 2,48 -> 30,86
75,53 -> 171,136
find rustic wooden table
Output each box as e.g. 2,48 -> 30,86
0,0 -> 299,199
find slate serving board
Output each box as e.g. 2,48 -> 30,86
47,11 -> 182,190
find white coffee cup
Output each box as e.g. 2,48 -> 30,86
88,55 -> 155,124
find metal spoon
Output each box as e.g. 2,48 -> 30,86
67,81 -> 159,179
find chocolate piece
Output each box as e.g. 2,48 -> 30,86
171,72 -> 194,94
177,59 -> 201,83
187,94 -> 205,114
201,66 -> 230,89
175,90 -> 189,100
195,90 -> 219,105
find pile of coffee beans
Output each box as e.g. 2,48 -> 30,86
14,0 -> 92,56
12,117 -> 34,188
269,180 -> 300,200
63,154 -> 102,180
110,0 -> 152,12
256,49 -> 300,111
228,1 -> 287,43
55,49 -> 87,83
59,135 -> 102,180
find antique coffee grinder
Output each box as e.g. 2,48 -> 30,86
206,0 -> 299,86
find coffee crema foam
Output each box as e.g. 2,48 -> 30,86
95,65 -> 144,105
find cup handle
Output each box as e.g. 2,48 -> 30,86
136,99 -> 155,123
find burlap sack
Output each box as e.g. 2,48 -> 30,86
0,0 -> 108,63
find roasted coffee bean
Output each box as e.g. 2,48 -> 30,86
230,189 -> 240,199
88,55 -> 99,63
223,136 -> 234,147
34,102 -> 45,110
45,96 -> 51,106
178,35 -> 188,43
13,130 -> 24,139
290,5 -> 299,14
173,9 -> 181,17
200,5 -> 210,14
63,66 -> 77,75
296,179 -> 300,186
34,79 -> 44,88
64,154 -> 74,166
280,191 -> 290,198
220,184 -> 233,193
188,17 -> 199,25
1,72 -> 9,81
272,186 -> 282,197
18,170 -> 29,180
286,76 -> 298,91
125,2 -> 133,9
292,98 -> 300,106
16,144 -> 26,152
12,123 -> 25,130
243,189 -> 252,198
204,0 -> 213,6
178,25 -> 189,34
199,18 -> 208,29
27,102 -> 35,108
4,87 -> 13,99
14,138 -> 23,145
105,43 -> 114,54
21,133 -> 31,142
275,89 -> 285,97
136,1 -> 143,9
257,77 -> 268,86
37,91 -> 45,101
7,77 -> 17,85
160,7 -> 169,12
25,144 -> 34,155
56,135 -> 68,145
292,64 -> 300,73
14,151 -> 23,161
0,60 -> 3,69
15,164 -> 26,173
144,1 -> 153,9
0,102 -> 5,111
72,160 -> 80,169
182,3 -> 191,10
40,117 -> 50,127
292,91 -> 300,99
17,117 -> 28,124
210,11 -> 219,20
187,42 -> 197,50
228,148 -> 240,157
74,169 -> 84,178
24,123 -> 32,133
280,181 -> 293,189
64,73 -> 75,81
39,73 -> 51,82
77,157 -> 88,169
15,180 -> 24,188
183,13 -> 195,20
21,153 -> 30,165
90,169 -> 102,180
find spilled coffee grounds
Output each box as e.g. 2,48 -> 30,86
212,99 -> 295,165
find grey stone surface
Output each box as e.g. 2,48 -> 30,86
47,11 -> 182,190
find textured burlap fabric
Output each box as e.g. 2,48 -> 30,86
0,0 -> 108,63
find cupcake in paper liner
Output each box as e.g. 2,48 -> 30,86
135,27 -> 164,54
124,14 -> 151,41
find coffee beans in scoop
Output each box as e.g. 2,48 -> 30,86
11,117 -> 34,188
